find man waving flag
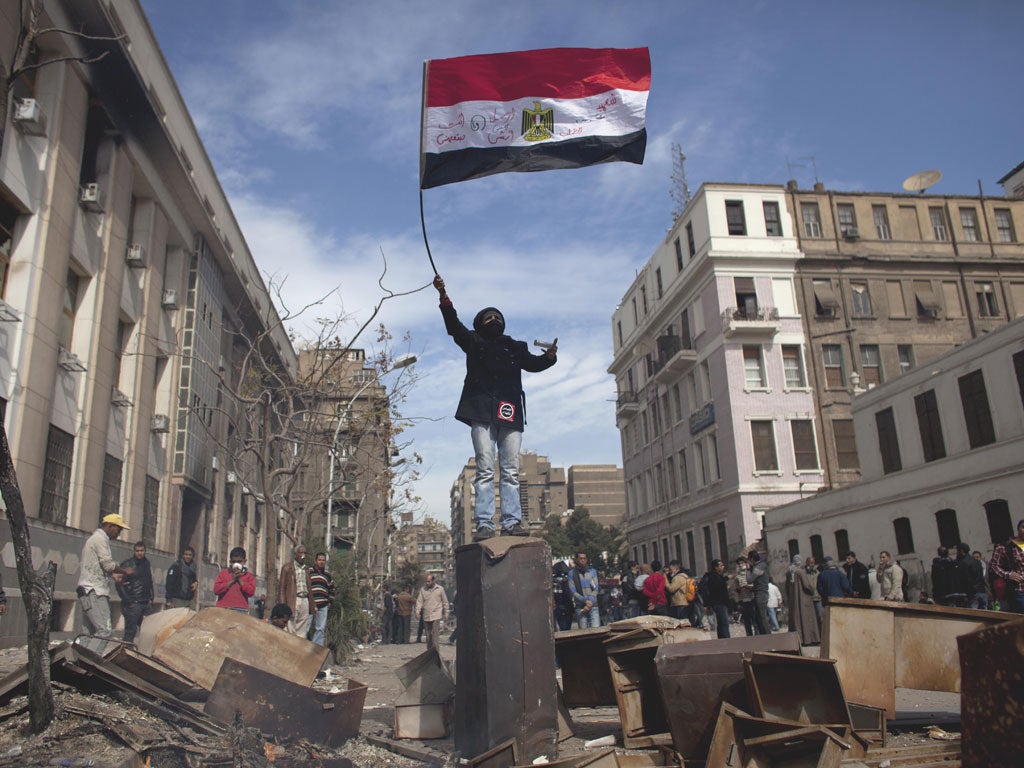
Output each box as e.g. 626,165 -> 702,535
420,47 -> 650,189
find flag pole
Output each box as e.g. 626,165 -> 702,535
419,60 -> 439,276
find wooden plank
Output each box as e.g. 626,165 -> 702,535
153,608 -> 327,691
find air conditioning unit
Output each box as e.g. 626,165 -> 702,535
79,183 -> 104,212
125,244 -> 146,268
161,289 -> 178,309
225,471 -> 237,485
13,98 -> 47,136
211,455 -> 219,471
151,413 -> 170,433
57,347 -> 87,372
111,388 -> 133,407
817,307 -> 836,318
843,227 -> 860,240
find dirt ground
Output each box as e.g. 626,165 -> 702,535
0,635 -> 961,767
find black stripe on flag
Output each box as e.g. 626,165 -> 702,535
421,130 -> 647,189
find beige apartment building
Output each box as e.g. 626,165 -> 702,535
784,182 -> 1024,488
392,517 -> 453,587
566,464 -> 626,528
0,0 -> 294,645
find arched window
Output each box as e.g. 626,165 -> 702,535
788,539 -> 799,561
985,499 -> 1012,544
835,529 -> 851,559
894,517 -> 915,555
935,509 -> 960,549
810,535 -> 824,563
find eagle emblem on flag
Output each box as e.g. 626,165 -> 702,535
522,101 -> 554,142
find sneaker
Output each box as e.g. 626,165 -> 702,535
473,525 -> 496,542
501,522 -> 529,537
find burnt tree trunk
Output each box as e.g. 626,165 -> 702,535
0,423 -> 56,732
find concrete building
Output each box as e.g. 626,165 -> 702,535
567,464 -> 626,528
764,317 -> 1024,598
449,451 -> 569,547
392,517 -> 453,588
999,160 -> 1024,199
610,184 -> 816,573
0,0 -> 294,646
783,182 -> 1024,489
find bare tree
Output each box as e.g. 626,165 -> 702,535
0,0 -> 121,734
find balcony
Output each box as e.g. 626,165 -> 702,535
721,306 -> 781,338
652,333 -> 697,384
615,390 -> 641,416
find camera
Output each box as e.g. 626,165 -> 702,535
232,562 -> 243,571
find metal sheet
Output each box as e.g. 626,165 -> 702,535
454,537 -> 558,762
153,607 -> 328,691
743,652 -> 852,731
105,644 -> 205,700
655,633 -> 802,759
205,657 -> 367,747
134,606 -> 195,657
394,647 -> 455,706
958,617 -> 1024,768
822,597 -> 1012,717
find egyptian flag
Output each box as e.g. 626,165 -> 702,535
420,47 -> 650,189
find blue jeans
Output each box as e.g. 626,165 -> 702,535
312,604 -> 329,646
712,604 -> 731,639
767,606 -> 780,631
969,592 -> 989,610
576,605 -> 600,628
471,421 -> 523,530
1004,591 -> 1024,614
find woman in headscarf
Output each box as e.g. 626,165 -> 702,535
785,554 -> 821,646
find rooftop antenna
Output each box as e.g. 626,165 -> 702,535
902,169 -> 943,194
670,143 -> 692,223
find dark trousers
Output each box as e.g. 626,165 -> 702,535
739,601 -> 758,636
416,612 -> 425,642
712,604 -> 731,639
395,614 -> 411,643
754,594 -> 771,636
381,611 -> 393,643
122,601 -> 151,644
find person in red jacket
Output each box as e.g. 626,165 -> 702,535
642,560 -> 669,616
214,547 -> 256,612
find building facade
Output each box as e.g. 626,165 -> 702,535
566,464 -> 626,528
764,318 -> 1024,598
609,184 -> 816,573
391,517 -> 453,588
0,0 -> 294,646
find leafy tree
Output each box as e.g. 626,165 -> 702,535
539,507 -> 624,575
395,559 -> 426,591
324,550 -> 368,662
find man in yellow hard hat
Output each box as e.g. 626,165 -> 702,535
76,514 -> 134,649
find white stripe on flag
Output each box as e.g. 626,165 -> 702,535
423,89 -> 648,155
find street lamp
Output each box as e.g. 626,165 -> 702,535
325,353 -> 417,551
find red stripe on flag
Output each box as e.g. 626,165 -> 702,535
426,47 -> 650,108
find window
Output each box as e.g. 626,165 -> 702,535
641,544 -> 648,564
703,526 -> 714,571
835,529 -> 851,559
898,344 -> 914,375
914,280 -> 941,318
873,205 -> 891,240
0,198 -> 17,299
763,201 -> 782,236
859,345 -> 882,387
822,344 -> 845,388
674,237 -> 684,271
734,277 -> 758,318
1015,350 -> 1024,410
810,535 -> 824,564
666,457 -> 677,499
751,421 -> 779,472
837,203 -> 857,237
743,346 -> 766,388
791,420 -> 819,470
782,345 -> 806,388
876,407 -> 902,474
671,383 -> 682,422
725,201 -> 746,235
788,539 -> 800,562
850,282 -> 872,317
801,202 -> 823,238
686,222 -> 696,257
995,209 -> 1016,243
717,521 -> 728,560
942,282 -> 963,318
886,280 -> 907,317
696,442 -> 707,487
915,389 -> 946,462
929,207 -> 948,240
641,285 -> 648,314
680,309 -> 691,348
59,270 -> 81,349
974,281 -> 998,317
100,454 -> 123,520
699,361 -> 712,402
40,426 -> 74,524
655,267 -> 663,299
959,208 -> 980,242
985,499 -> 1012,544
812,279 -> 839,317
893,517 -> 915,555
708,433 -> 721,481
674,534 -> 683,563
632,297 -> 638,324
617,320 -> 623,347
686,531 -> 696,571
935,509 -> 961,549
678,449 -> 689,494
958,369 -> 996,448
143,475 -> 159,545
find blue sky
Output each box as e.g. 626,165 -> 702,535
139,0 -> 1022,524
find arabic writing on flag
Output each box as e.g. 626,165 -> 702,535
420,47 -> 651,189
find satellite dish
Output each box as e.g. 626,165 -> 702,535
902,169 -> 943,194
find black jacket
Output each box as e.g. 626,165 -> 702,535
959,554 -> 986,594
117,557 -> 154,605
704,571 -> 731,607
844,560 -> 871,599
440,299 -> 555,431
165,558 -> 197,601
931,556 -> 964,600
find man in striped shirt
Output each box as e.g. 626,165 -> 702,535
309,552 -> 336,646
